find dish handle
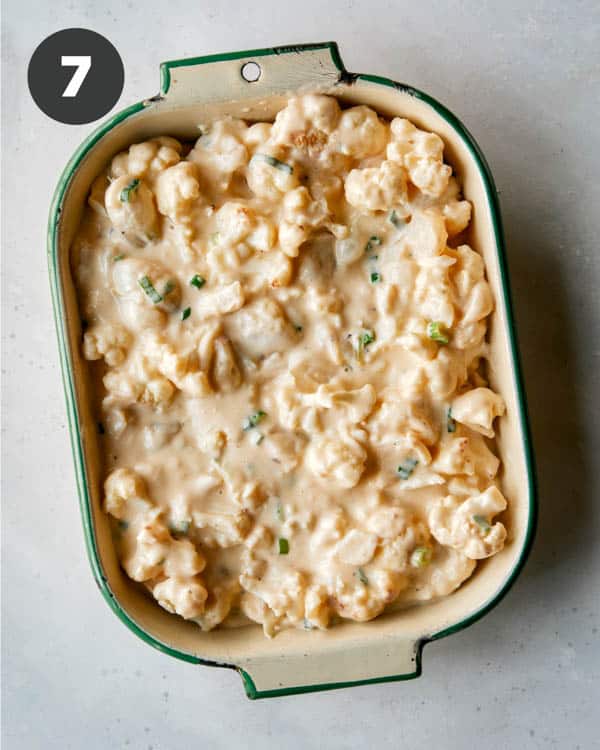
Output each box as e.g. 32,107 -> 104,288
235,635 -> 423,699
158,42 -> 346,107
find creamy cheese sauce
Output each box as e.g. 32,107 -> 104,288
73,95 -> 509,636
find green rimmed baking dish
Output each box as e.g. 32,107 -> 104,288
48,41 -> 537,699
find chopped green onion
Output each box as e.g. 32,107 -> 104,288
138,276 -> 163,304
181,307 -> 191,321
427,321 -> 449,345
359,330 -> 375,348
370,272 -> 381,283
242,410 -> 267,431
162,280 -> 176,296
410,546 -> 432,568
278,537 -> 289,555
117,520 -> 129,532
355,568 -> 369,585
397,457 -> 418,480
473,515 -> 492,535
119,178 -> 140,202
389,209 -> 407,228
368,254 -> 379,261
447,407 -> 456,433
365,236 -> 382,253
276,501 -> 285,521
190,274 -> 206,289
113,254 -> 125,262
251,153 -> 294,174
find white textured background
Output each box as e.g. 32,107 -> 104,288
2,1 -> 599,748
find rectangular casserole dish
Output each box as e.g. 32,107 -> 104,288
48,41 -> 537,699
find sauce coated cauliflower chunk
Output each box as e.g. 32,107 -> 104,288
428,487 -> 508,559
73,94 -> 511,638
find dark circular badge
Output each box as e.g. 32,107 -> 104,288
28,28 -> 124,125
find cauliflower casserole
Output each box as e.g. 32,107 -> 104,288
73,94 -> 509,637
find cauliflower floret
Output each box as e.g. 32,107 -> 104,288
403,209 -> 448,259
400,546 -> 476,603
83,324 -> 131,366
154,162 -> 201,224
188,118 -> 248,191
152,577 -> 208,620
110,137 -> 182,180
111,257 -> 180,329
277,187 -> 328,258
195,281 -> 245,318
332,569 -> 406,622
331,105 -> 387,158
344,160 -> 408,211
193,582 -> 241,631
451,387 -> 506,437
308,383 -> 376,424
271,94 -> 340,150
122,511 -> 171,581
246,149 -> 299,200
210,336 -> 242,392
192,510 -> 252,548
368,396 -> 437,447
240,567 -> 306,622
335,529 -> 378,566
304,584 -> 331,629
306,431 -> 367,488
428,486 -> 508,559
162,537 -> 206,578
104,467 -> 149,519
263,431 -> 305,473
387,118 -> 451,197
239,592 -> 282,637
225,297 -> 294,360
432,432 -> 500,480
105,176 -> 159,242
214,202 -> 276,253
443,200 -> 472,236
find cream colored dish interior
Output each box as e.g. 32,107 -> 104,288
55,68 -> 530,691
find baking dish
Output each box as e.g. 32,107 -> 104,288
48,41 -> 537,699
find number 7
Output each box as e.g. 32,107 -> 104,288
61,55 -> 92,97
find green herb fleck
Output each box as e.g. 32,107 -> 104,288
355,568 -> 369,585
365,236 -> 382,253
358,330 -> 375,352
113,254 -> 125,262
119,178 -> 140,203
190,274 -> 206,289
278,537 -> 289,555
389,209 -> 407,228
397,457 -> 418,480
181,307 -> 191,321
410,546 -> 432,568
447,407 -> 456,433
370,272 -> 381,283
243,410 -> 267,431
138,275 -> 163,304
473,515 -> 492,535
427,321 -> 449,345
276,501 -> 285,522
251,153 -> 294,174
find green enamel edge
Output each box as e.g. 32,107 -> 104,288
160,40 -> 344,95
47,42 -> 537,701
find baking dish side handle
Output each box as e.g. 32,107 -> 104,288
157,42 -> 346,107
236,636 -> 422,699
